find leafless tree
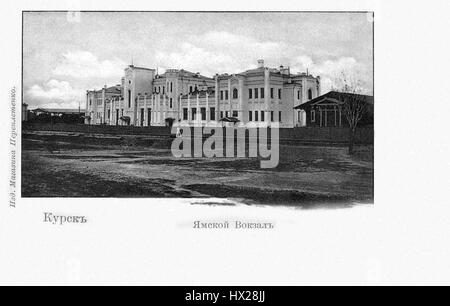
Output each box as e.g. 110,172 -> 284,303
332,72 -> 369,155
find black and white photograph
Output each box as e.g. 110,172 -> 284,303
21,11 -> 374,208
2,0 -> 450,289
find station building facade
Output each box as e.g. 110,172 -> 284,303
85,60 -> 320,128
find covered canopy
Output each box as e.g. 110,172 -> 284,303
119,116 -> 131,122
294,91 -> 374,110
219,117 -> 240,123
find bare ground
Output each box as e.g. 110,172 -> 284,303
21,131 -> 374,208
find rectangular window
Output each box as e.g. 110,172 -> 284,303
170,82 -> 173,92
298,90 -> 301,100
279,111 -> 282,122
271,111 -> 274,122
225,111 -> 229,118
170,98 -> 173,108
220,111 -> 224,118
162,86 -> 165,94
249,89 -> 253,99
128,90 -> 131,108
192,108 -> 197,120
278,89 -> 282,99
183,108 -> 188,120
201,107 -> 206,121
225,90 -> 229,100
220,91 -> 224,100
261,111 -> 265,122
249,111 -> 253,121
270,88 -> 274,99
311,110 -> 316,122
210,107 -> 216,121
260,88 -> 265,99
232,110 -> 238,118
254,88 -> 258,99
255,111 -> 259,121
233,88 -> 238,99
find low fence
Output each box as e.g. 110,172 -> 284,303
22,122 -> 172,136
280,126 -> 373,144
22,123 -> 373,145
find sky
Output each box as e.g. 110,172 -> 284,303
23,12 -> 374,109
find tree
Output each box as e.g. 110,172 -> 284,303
333,72 -> 369,155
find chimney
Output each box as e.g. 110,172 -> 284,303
257,59 -> 265,68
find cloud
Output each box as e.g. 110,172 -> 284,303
27,79 -> 84,108
52,51 -> 126,79
292,56 -> 372,94
155,31 -> 288,76
155,42 -> 234,75
154,30 -> 372,94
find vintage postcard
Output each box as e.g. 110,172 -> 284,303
1,0 -> 450,288
21,11 -> 374,208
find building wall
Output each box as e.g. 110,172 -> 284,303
150,70 -> 214,125
86,61 -> 320,128
123,66 -> 155,125
303,103 -> 374,128
86,87 -> 121,125
177,62 -> 320,128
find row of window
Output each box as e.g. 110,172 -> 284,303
156,82 -> 207,95
101,87 -> 314,111
181,107 -> 282,122
298,89 -> 314,100
219,88 -> 284,100
127,90 -> 174,109
248,111 -> 282,122
154,82 -> 175,94
97,108 -> 283,124
248,88 -> 283,100
183,107 -> 216,121
189,85 -> 199,93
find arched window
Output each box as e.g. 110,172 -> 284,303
233,88 -> 238,99
308,89 -> 313,100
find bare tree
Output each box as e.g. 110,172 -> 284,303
333,72 -> 369,155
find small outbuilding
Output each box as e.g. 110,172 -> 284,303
294,91 -> 374,127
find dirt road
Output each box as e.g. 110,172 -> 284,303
22,131 -> 373,208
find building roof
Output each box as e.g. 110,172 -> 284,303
294,91 -> 374,109
127,65 -> 156,71
105,86 -> 122,94
33,108 -> 85,114
90,85 -> 122,94
156,69 -> 213,80
180,89 -> 215,99
218,66 -> 318,80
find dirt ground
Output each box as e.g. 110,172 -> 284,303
21,131 -> 374,208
